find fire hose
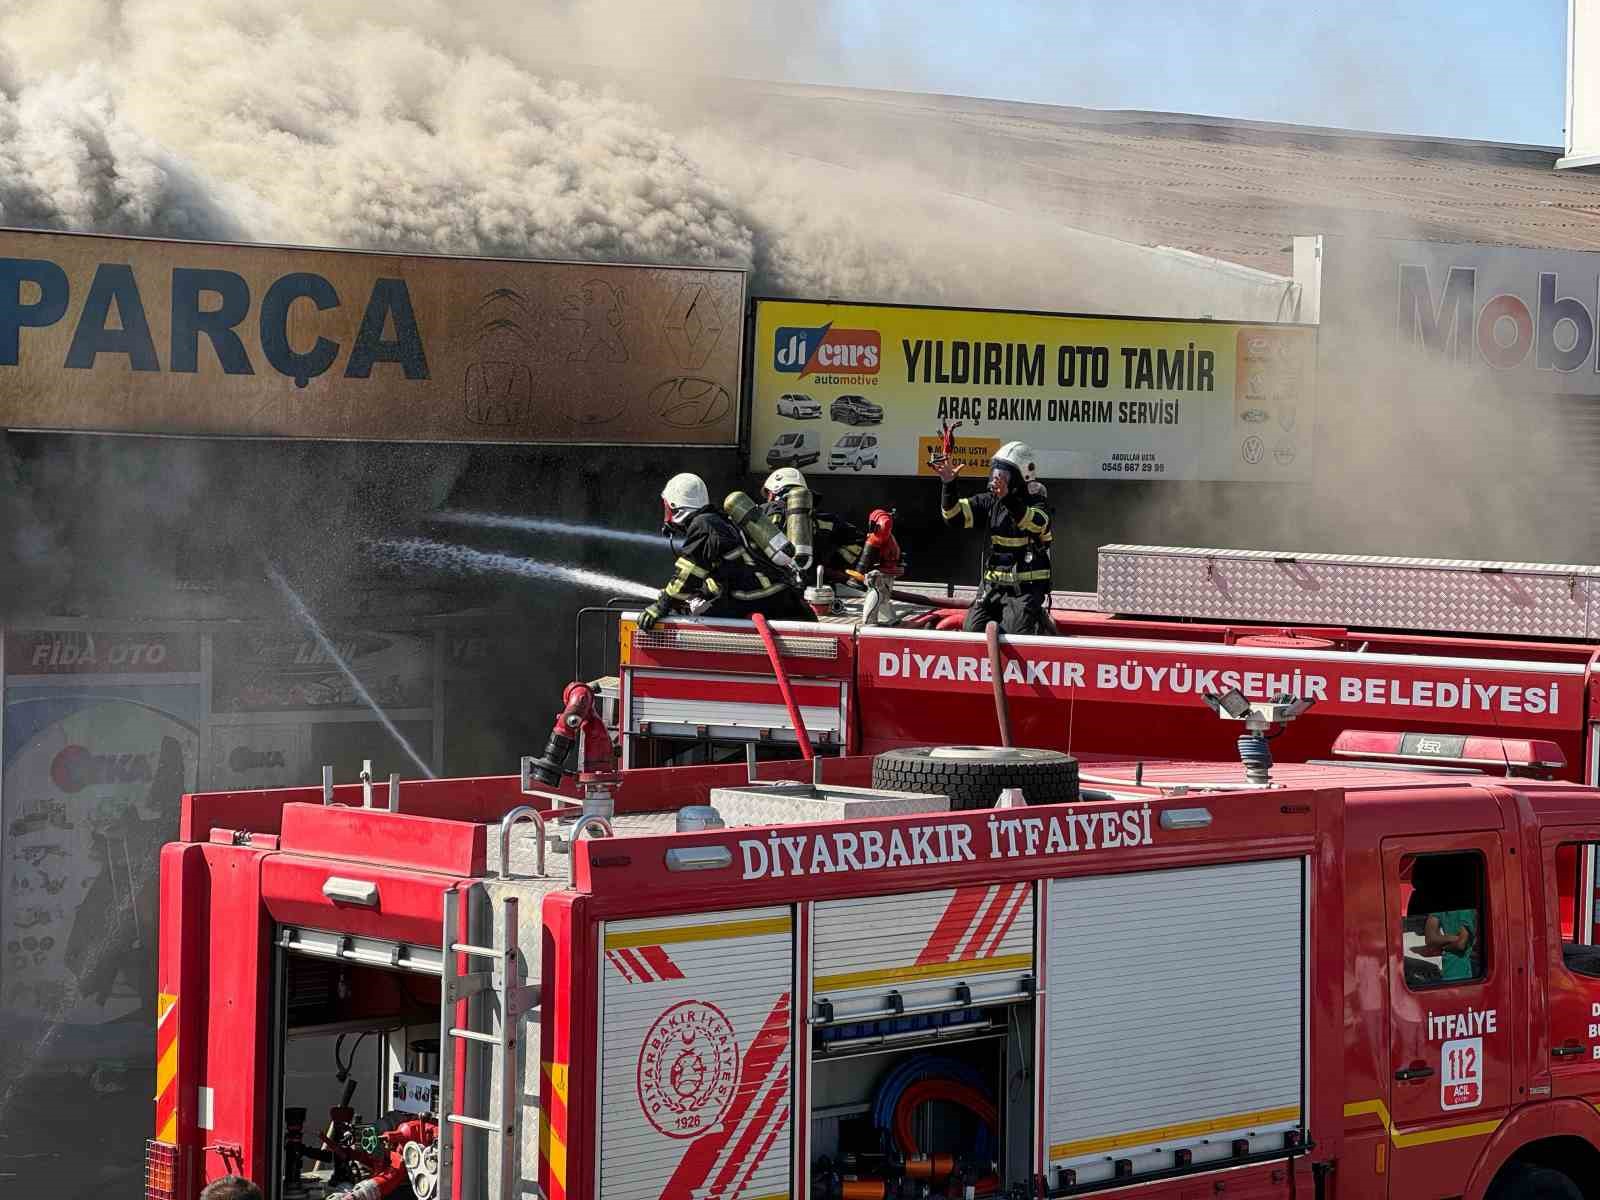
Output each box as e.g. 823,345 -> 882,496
751,612 -> 814,761
984,621 -> 1013,749
861,1055 -> 1000,1196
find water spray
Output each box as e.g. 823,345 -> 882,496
373,538 -> 658,601
431,511 -> 661,550
264,563 -> 437,780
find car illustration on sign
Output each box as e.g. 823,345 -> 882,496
766,431 -> 821,468
829,434 -> 880,471
830,394 -> 883,425
776,392 -> 822,419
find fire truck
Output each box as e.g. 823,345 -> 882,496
151,656 -> 1600,1199
146,542 -> 1600,1200
608,545 -> 1600,783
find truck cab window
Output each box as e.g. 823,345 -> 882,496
1556,842 -> 1600,977
1401,851 -> 1486,990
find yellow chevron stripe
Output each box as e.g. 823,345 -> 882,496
1050,1104 -> 1301,1161
157,992 -> 177,1024
1343,1098 -> 1502,1148
545,1061 -> 568,1105
540,1062 -> 568,1188
156,1040 -> 177,1095
814,952 -> 1033,994
157,1112 -> 178,1144
605,916 -> 791,950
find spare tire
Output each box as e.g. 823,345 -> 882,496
872,746 -> 1080,810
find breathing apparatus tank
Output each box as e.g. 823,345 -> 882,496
724,491 -> 798,573
779,485 -> 815,570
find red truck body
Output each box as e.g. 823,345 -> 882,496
151,746 -> 1600,1200
147,544 -> 1600,1200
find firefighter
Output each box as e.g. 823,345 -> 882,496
935,441 -> 1056,636
761,467 -> 865,580
638,472 -> 814,630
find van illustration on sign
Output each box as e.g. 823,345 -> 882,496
636,1000 -> 739,1138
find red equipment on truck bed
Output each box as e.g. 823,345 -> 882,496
612,544 -> 1600,782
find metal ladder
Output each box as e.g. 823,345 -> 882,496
436,808 -> 547,1200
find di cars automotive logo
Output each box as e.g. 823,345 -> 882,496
637,1000 -> 739,1138
774,323 -> 881,377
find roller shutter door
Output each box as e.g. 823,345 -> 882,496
1045,859 -> 1305,1182
599,906 -> 794,1200
813,883 -> 1034,1021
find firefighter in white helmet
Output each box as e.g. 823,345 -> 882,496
639,472 -> 814,631
934,440 -> 1056,636
761,467 -> 865,579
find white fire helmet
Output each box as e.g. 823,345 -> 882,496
993,441 -> 1038,482
762,467 -> 805,499
661,472 -> 710,525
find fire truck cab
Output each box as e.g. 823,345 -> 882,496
152,733 -> 1600,1200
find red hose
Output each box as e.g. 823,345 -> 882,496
751,612 -> 814,761
985,621 -> 1013,749
890,1079 -> 1001,1197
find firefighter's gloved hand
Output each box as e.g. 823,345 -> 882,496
638,603 -> 665,631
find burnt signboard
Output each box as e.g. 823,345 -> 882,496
0,228 -> 744,445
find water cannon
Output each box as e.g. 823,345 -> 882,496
524,682 -> 617,796
1201,689 -> 1313,785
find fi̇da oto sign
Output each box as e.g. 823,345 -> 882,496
0,228 -> 744,444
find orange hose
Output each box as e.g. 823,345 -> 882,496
891,1079 -> 1002,1197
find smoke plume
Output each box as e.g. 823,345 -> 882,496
0,1 -> 1296,317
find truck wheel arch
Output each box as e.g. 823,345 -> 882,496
1465,1101 -> 1600,1200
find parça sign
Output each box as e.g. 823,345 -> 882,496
0,228 -> 744,444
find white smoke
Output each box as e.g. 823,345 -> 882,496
0,1 -> 1293,316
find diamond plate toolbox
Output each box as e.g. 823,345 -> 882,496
1097,544 -> 1600,640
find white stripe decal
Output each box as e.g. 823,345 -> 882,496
981,883 -> 1030,958
947,889 -> 998,966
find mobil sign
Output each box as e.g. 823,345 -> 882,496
1388,238 -> 1600,386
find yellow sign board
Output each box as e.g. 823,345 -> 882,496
749,299 -> 1315,481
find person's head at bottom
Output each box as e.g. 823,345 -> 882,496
200,1178 -> 262,1200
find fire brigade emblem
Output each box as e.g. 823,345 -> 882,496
637,1000 -> 739,1138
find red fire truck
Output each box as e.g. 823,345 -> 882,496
610,545 -> 1600,782
151,684 -> 1600,1200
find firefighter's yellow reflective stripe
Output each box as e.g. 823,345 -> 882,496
1050,1104 -> 1301,1161
815,952 -> 1033,994
605,915 -> 792,949
1019,507 -> 1049,533
984,569 -> 1053,583
1343,1098 -> 1502,1148
941,502 -> 964,522
958,498 -> 974,528
990,535 -> 1031,547
541,1061 -> 568,1189
676,556 -> 709,577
